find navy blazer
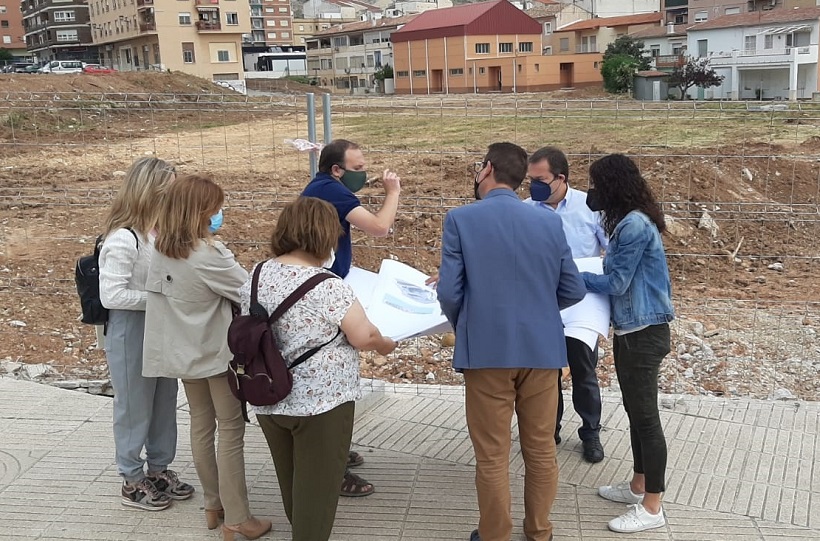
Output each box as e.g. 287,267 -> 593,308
437,188 -> 587,370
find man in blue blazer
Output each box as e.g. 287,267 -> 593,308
437,142 -> 587,541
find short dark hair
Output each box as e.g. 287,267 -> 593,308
529,146 -> 569,182
484,142 -> 527,189
318,139 -> 360,173
270,197 -> 343,259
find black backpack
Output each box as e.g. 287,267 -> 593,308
75,228 -> 138,325
227,261 -> 340,410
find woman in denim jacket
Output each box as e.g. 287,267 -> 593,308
581,154 -> 674,534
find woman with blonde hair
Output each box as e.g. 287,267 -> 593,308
242,196 -> 396,541
143,174 -> 271,540
99,156 -> 193,510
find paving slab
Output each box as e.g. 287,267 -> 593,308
1,377 -> 819,540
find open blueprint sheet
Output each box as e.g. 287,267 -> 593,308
344,257 -> 610,342
344,260 -> 451,341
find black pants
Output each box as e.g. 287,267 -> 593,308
556,337 -> 602,441
614,323 -> 671,494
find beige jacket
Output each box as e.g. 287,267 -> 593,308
142,240 -> 248,380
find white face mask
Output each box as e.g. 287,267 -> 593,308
322,249 -> 335,269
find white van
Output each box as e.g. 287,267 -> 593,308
38,60 -> 84,74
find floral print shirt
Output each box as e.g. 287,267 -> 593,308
242,260 -> 360,417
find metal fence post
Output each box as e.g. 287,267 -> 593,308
307,93 -> 317,178
322,93 -> 332,144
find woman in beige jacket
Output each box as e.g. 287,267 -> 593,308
143,174 -> 271,541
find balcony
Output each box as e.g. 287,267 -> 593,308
196,0 -> 219,4
655,54 -> 685,69
196,20 -> 222,31
137,0 -> 153,7
708,45 -> 818,67
575,44 -> 599,53
139,22 -> 156,32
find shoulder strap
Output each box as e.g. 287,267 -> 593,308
269,272 -> 336,324
250,260 -> 267,307
126,227 -> 139,250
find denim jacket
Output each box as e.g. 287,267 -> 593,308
582,210 -> 674,331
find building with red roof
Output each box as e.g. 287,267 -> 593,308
391,0 -> 603,94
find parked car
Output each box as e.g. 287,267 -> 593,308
38,60 -> 84,74
24,63 -> 43,74
12,63 -> 35,73
82,64 -> 116,74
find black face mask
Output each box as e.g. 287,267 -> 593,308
585,188 -> 604,212
473,171 -> 483,200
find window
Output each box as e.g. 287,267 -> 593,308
217,50 -> 230,62
475,43 -> 489,54
517,64 -> 522,73
725,7 -> 740,15
278,7 -> 287,12
179,12 -> 191,25
542,46 -> 552,55
694,11 -> 707,22
535,63 -> 539,72
265,7 -> 274,12
413,70 -> 426,77
396,70 -> 409,77
279,20 -> 288,26
2,36 -> 10,44
267,32 -> 277,38
366,54 -> 374,67
182,42 -> 195,63
764,34 -> 773,49
0,21 -> 7,28
744,35 -> 756,53
479,67 -> 485,74
449,68 -> 463,75
226,12 -> 238,25
53,11 -> 76,22
281,31 -> 289,38
499,42 -> 513,53
519,42 -> 533,53
55,29 -> 78,41
0,7 -> 6,13
650,45 -> 660,57
697,39 -> 707,57
267,20 -> 276,26
543,22 -> 552,35
299,25 -> 304,31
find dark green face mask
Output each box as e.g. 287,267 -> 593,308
340,169 -> 367,192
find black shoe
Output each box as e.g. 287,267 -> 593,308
582,437 -> 605,463
469,529 -> 480,541
554,432 -> 562,445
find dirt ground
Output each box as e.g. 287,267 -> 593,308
1,73 -> 819,400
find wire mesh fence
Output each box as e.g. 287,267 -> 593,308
1,92 -> 819,400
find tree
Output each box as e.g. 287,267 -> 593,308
668,56 -> 724,100
0,48 -> 13,62
600,54 -> 638,94
603,35 -> 651,71
374,64 -> 393,82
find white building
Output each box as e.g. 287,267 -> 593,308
569,0 -> 660,18
688,6 -> 820,100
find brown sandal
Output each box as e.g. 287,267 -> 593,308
340,471 -> 374,497
346,451 -> 365,468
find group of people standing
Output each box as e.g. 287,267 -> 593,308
95,137 -> 673,541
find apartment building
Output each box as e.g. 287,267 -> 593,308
292,16 -> 355,47
22,0 -> 96,62
88,0 -> 250,81
246,0 -> 293,47
1,0 -> 27,57
305,14 -> 414,93
688,0 -> 816,25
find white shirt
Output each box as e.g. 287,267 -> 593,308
524,187 -> 608,349
99,228 -> 151,311
244,261 -> 361,417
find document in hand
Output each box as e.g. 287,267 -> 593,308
344,259 -> 452,341
561,257 -> 611,340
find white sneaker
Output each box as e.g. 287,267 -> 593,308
598,481 -> 644,504
608,504 -> 666,533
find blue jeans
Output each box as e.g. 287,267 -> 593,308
613,323 -> 671,494
106,310 -> 178,482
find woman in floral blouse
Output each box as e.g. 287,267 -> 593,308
240,196 -> 396,541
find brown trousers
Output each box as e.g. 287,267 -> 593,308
182,374 -> 250,525
464,368 -> 560,541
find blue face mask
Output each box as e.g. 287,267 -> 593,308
529,179 -> 554,202
208,209 -> 224,233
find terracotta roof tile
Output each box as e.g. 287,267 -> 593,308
557,12 -> 662,32
629,24 -> 686,39
394,0 -> 503,33
314,14 -> 418,36
687,6 -> 820,31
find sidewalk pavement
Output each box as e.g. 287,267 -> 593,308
1,377 -> 818,540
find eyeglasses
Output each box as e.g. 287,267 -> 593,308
473,161 -> 485,174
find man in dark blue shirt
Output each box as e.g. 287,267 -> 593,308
302,139 -> 401,278
301,139 -> 401,498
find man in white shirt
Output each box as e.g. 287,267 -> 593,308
524,146 -> 608,464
